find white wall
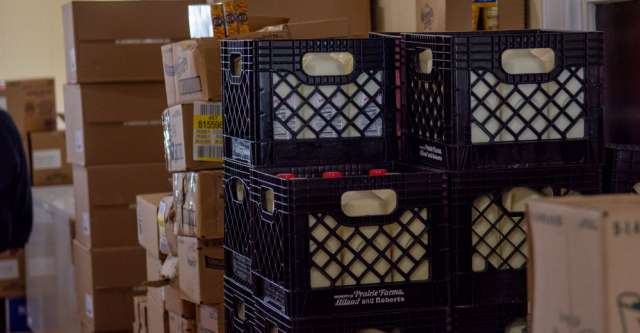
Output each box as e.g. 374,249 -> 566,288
0,0 -> 75,115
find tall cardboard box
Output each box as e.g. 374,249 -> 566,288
177,236 -> 224,304
73,240 -> 146,290
73,163 -> 170,248
148,287 -> 170,333
4,79 -> 56,135
63,1 -> 195,83
375,0 -> 525,32
63,83 -> 167,166
529,195 -> 640,333
29,131 -> 73,186
0,250 -> 26,298
79,288 -> 143,332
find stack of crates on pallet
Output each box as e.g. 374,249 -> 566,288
222,38 -> 451,332
401,30 -> 604,332
605,144 -> 640,194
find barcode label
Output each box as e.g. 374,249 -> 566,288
193,102 -> 223,162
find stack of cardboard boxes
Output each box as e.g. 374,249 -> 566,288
135,13 -> 227,332
1,78 -> 72,187
61,1 -> 196,331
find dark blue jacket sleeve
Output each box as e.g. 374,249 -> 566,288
0,110 -> 32,252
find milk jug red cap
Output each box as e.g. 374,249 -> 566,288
369,169 -> 388,176
276,173 -> 296,180
322,171 -> 343,179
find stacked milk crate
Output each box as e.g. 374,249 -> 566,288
605,144 -> 640,194
221,38 -> 452,331
400,30 -> 604,332
61,2 -> 194,331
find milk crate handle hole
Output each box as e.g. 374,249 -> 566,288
230,53 -> 242,77
301,52 -> 354,77
341,189 -> 398,217
230,178 -> 246,203
417,49 -> 433,74
500,48 -> 556,75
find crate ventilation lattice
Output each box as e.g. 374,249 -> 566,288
471,187 -> 580,272
470,67 -> 586,144
272,71 -> 384,140
308,208 -> 430,288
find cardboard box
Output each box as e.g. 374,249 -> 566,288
0,250 -> 26,299
177,236 -> 224,304
138,193 -> 172,257
28,131 -> 72,186
229,18 -> 353,40
529,195 -> 640,333
169,311 -> 197,333
197,304 -> 224,333
246,0 -> 371,36
133,295 -> 148,333
73,164 -> 170,248
4,79 -> 56,135
148,287 -> 170,333
63,1 -> 195,83
75,205 -> 138,249
79,289 -> 142,332
73,163 -> 170,208
165,284 -> 196,319
177,170 -> 224,239
374,0 -> 525,32
162,39 -> 221,106
162,102 -> 223,172
73,240 -> 146,290
157,196 -> 179,257
63,83 -> 166,165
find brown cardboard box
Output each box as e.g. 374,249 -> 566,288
162,38 -> 221,106
0,250 -> 26,298
528,195 -> 640,333
133,295 -> 148,333
73,240 -> 146,290
73,163 -> 170,208
162,102 -> 223,172
169,312 -> 197,333
148,287 -> 170,333
147,288 -> 169,333
231,18 -> 353,40
73,164 -> 170,248
75,205 -> 137,249
4,78 -> 56,135
79,289 -> 142,332
63,1 -> 195,83
247,0 -> 371,36
29,131 -> 72,186
197,304 -> 224,333
177,170 -> 224,239
177,236 -> 224,304
138,193 -> 172,257
165,283 -> 197,319
374,0 -> 525,32
63,83 -> 166,165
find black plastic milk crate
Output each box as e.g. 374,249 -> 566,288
221,38 -> 398,167
225,276 -> 256,333
369,32 -> 403,139
402,30 -> 603,170
606,144 -> 640,194
450,164 -> 602,307
249,162 -> 449,318
452,303 -> 528,333
253,302 -> 449,333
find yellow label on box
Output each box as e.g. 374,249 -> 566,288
193,102 -> 223,162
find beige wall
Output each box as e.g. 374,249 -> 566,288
0,0 -> 75,116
